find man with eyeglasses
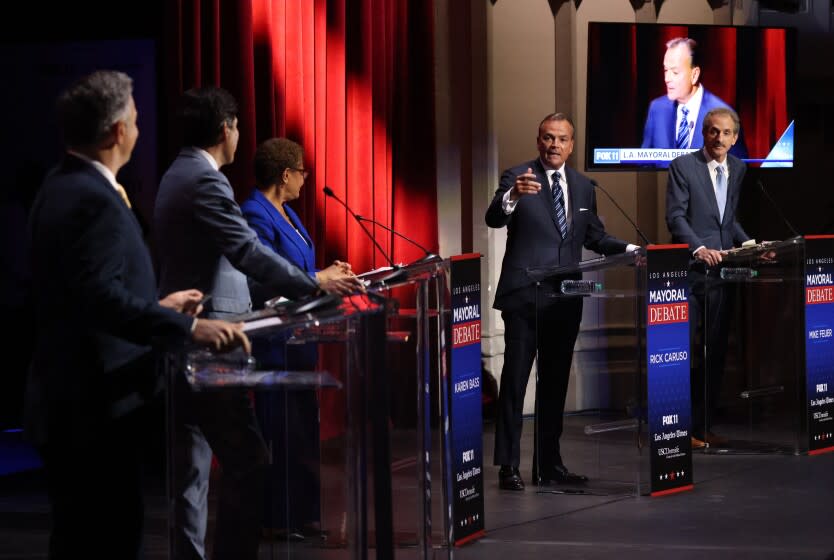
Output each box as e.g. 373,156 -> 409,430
154,86 -> 352,560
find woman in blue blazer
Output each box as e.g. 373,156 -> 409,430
241,138 -> 356,539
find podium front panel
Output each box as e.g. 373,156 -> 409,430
804,236 -> 834,454
165,293 -> 391,560
362,256 -> 484,558
703,239 -> 806,454
531,250 -> 652,496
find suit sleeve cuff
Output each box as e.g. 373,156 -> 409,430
501,189 -> 518,214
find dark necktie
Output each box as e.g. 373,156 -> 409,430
552,171 -> 568,238
675,106 -> 690,149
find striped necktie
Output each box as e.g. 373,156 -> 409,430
675,106 -> 690,149
552,171 -> 568,238
114,183 -> 132,209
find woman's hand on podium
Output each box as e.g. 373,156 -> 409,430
317,261 -> 366,294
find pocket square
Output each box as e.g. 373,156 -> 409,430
579,207 -> 589,212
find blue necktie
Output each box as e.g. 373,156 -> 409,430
675,106 -> 690,149
552,171 -> 568,238
715,165 -> 727,222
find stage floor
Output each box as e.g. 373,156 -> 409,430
1,416 -> 833,559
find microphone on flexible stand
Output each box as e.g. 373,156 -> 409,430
355,215 -> 441,264
323,186 -> 396,268
757,179 -> 801,239
590,179 -> 652,246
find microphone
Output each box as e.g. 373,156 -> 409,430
323,186 -> 396,267
590,179 -> 652,246
757,179 -> 801,239
355,215 -> 441,264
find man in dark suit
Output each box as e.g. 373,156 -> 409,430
155,87 -> 358,559
26,70 -> 250,559
666,107 -> 751,448
642,37 -> 748,163
486,113 -> 637,491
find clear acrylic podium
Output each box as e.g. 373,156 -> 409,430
361,254 -> 484,558
527,249 -> 650,496
702,236 -> 824,455
361,259 -> 446,560
165,292 -> 393,560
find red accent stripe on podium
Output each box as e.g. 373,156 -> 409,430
451,252 -> 481,261
809,446 -> 834,456
455,529 -> 486,546
651,483 -> 694,497
804,235 -> 834,240
647,244 -> 689,250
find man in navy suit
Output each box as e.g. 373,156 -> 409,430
642,37 -> 748,165
486,113 -> 638,490
26,70 -> 250,559
666,107 -> 751,448
155,87 -> 358,559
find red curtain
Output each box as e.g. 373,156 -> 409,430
751,29 -> 789,158
163,0 -> 437,438
702,27 -> 737,109
163,0 -> 437,271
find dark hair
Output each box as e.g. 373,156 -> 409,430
254,138 -> 304,189
538,112 -> 576,140
666,37 -> 700,69
179,86 -> 238,148
56,70 -> 133,148
703,107 -> 741,135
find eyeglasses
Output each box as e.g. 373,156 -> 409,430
291,167 -> 310,180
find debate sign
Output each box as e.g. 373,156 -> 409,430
646,245 -> 693,496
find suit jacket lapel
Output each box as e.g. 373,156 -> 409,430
67,155 -> 143,232
283,205 -> 315,271
692,113 -> 705,149
665,100 -> 678,146
724,157 -> 744,225
564,166 -> 579,231
253,191 -> 313,270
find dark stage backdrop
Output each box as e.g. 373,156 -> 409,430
0,40 -> 158,432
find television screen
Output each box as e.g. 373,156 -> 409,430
585,22 -> 795,170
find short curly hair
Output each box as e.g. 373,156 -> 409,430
254,138 -> 304,189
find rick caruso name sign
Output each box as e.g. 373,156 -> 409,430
646,245 -> 693,496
